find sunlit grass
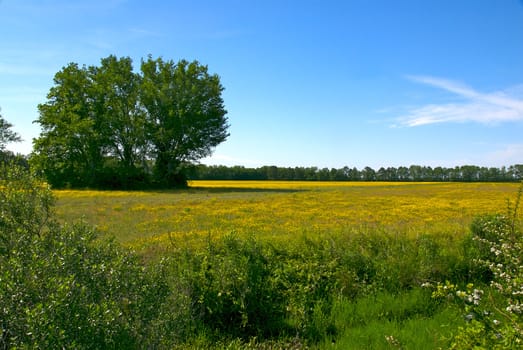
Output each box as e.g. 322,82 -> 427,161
54,181 -> 519,252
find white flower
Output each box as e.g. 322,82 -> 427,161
456,290 -> 466,298
506,304 -> 523,314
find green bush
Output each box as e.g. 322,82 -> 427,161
429,184 -> 523,349
162,234 -> 344,343
0,163 -> 173,349
164,233 -> 288,339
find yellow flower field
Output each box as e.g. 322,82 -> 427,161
54,181 -> 521,251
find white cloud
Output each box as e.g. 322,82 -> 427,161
398,76 -> 523,127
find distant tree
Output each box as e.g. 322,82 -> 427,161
460,165 -> 480,182
421,166 -> 434,181
304,167 -> 318,180
387,167 -> 399,181
189,164 -> 522,183
0,108 -> 21,151
292,167 -> 306,180
361,166 -> 376,181
409,165 -> 423,181
316,168 -> 330,181
0,109 -> 26,168
509,164 -> 523,181
500,166 -> 509,181
345,167 -> 360,181
263,166 -> 279,180
330,167 -> 347,181
376,167 -> 388,181
432,167 -> 447,181
397,166 -> 409,181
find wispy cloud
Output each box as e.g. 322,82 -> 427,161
397,76 -> 523,127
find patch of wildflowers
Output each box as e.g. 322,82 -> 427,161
449,185 -> 523,348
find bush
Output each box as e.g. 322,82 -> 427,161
430,184 -> 523,349
0,163 -> 173,349
164,233 -> 288,339
162,234 -> 344,343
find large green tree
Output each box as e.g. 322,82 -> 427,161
140,57 -> 229,186
32,55 -> 228,188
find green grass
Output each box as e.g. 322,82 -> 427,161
48,181 -> 520,348
53,182 -> 518,248
321,290 -> 461,349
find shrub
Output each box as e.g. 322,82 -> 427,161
165,233 -> 288,339
162,234 -> 343,343
271,237 -> 340,341
431,184 -> 523,349
0,163 -> 172,349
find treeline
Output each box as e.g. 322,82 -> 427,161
189,164 -> 523,182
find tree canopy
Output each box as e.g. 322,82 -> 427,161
0,108 -> 21,151
0,108 -> 26,167
188,164 -> 523,182
31,55 -> 228,188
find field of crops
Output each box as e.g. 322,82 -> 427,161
55,181 -> 519,250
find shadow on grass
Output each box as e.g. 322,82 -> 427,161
185,186 -> 307,194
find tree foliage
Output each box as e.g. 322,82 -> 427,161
189,164 -> 523,182
32,63 -> 102,187
0,109 -> 27,170
141,57 -> 228,186
0,108 -> 21,152
32,55 -> 228,188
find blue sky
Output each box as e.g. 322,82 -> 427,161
1,0 -> 523,169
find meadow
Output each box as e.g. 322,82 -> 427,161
46,181 -> 521,349
55,181 -> 518,249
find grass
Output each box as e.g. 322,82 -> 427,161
54,181 -> 518,249
51,181 -> 520,348
320,288 -> 462,349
